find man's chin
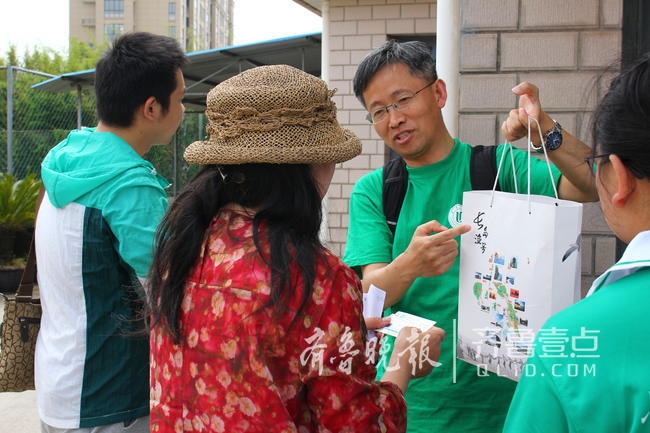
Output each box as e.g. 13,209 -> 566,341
391,145 -> 424,160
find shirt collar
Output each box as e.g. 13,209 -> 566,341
586,230 -> 650,296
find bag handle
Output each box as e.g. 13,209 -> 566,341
489,141 -> 518,207
490,117 -> 559,212
15,186 -> 45,304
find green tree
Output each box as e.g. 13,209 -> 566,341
1,40 -> 102,178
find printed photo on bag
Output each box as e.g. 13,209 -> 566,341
493,266 -> 503,282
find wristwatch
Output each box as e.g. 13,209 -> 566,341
539,120 -> 563,153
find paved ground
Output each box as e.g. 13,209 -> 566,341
0,296 -> 41,433
0,389 -> 39,433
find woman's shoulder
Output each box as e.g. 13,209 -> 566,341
311,250 -> 363,307
319,249 -> 361,283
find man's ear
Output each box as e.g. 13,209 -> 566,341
433,79 -> 447,109
141,96 -> 159,121
610,154 -> 636,208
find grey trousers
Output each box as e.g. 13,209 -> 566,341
40,416 -> 149,433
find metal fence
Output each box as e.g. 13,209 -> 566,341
1,66 -> 207,194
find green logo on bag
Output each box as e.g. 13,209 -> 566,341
448,204 -> 463,228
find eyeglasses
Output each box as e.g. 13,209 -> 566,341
366,81 -> 436,124
584,153 -> 646,179
584,153 -> 611,176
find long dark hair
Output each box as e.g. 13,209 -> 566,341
148,163 -> 326,343
593,52 -> 650,179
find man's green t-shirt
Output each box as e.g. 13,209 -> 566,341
343,139 -> 561,433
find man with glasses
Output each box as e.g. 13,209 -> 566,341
343,40 -> 598,433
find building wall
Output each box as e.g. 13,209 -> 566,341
69,0 -> 98,42
135,0 -> 173,37
69,0 -> 232,51
324,0 -> 623,297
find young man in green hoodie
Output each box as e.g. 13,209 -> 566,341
35,32 -> 187,433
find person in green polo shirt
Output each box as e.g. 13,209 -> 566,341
344,40 -> 599,433
504,53 -> 650,433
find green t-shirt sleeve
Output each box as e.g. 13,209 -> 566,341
503,354 -> 571,433
343,170 -> 393,270
103,184 -> 169,279
496,143 -> 562,197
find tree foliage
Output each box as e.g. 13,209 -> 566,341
1,38 -> 106,75
0,39 -> 103,179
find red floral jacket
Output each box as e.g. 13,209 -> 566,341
150,209 -> 406,433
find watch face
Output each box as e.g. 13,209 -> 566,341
547,131 -> 562,150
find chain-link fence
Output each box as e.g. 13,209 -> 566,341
1,66 -> 206,194
148,110 -> 207,196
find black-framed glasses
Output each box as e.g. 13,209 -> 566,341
584,153 -> 646,178
366,81 -> 436,124
584,153 -> 611,175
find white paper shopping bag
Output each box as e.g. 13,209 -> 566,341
457,121 -> 583,381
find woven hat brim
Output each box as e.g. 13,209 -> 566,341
184,128 -> 362,165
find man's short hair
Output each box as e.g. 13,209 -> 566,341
95,32 -> 188,127
353,40 -> 438,107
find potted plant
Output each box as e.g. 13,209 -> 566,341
0,173 -> 41,293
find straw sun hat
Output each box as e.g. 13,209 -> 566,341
184,65 -> 362,165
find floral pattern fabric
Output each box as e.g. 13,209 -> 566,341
150,209 -> 406,433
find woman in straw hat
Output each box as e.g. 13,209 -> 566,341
148,65 -> 445,432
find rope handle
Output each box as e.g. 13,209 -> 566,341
490,141 -> 519,207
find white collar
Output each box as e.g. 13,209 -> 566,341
587,230 -> 650,297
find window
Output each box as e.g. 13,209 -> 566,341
169,25 -> 177,37
168,2 -> 176,20
104,24 -> 124,42
104,0 -> 124,18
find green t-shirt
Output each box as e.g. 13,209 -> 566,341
504,267 -> 650,433
343,139 -> 561,433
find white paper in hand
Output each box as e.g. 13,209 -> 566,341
362,285 -> 387,339
378,311 -> 437,338
362,284 -> 386,319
